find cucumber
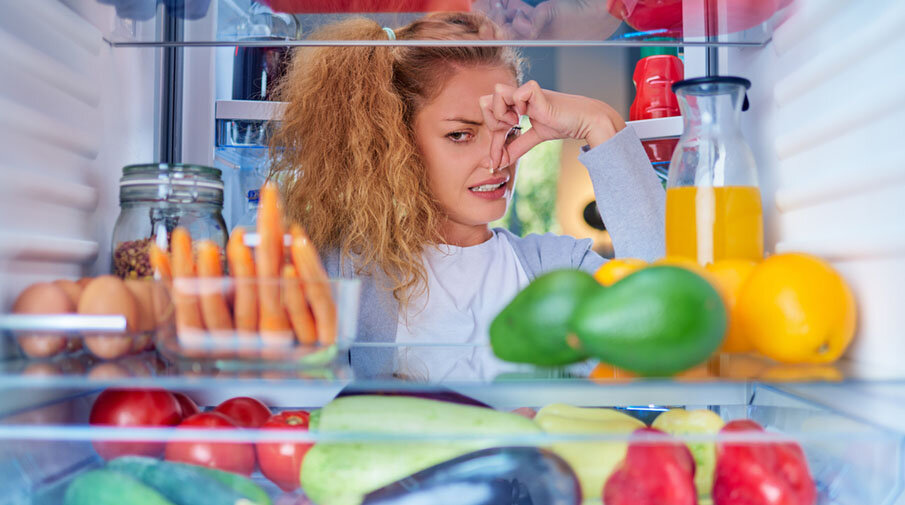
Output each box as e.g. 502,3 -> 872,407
302,395 -> 542,505
107,456 -> 252,505
64,469 -> 175,505
171,462 -> 271,505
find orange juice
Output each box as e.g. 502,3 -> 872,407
665,185 -> 763,264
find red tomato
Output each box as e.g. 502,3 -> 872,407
173,392 -> 201,419
164,412 -> 256,476
255,411 -> 312,492
89,388 -> 182,460
214,397 -> 272,428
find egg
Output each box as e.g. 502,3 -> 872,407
52,279 -> 82,305
125,279 -> 157,352
12,282 -> 73,358
22,362 -> 63,376
53,280 -> 85,352
87,361 -> 132,379
78,275 -> 138,360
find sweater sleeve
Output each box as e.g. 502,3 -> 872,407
577,126 -> 666,262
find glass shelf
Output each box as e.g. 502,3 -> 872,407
2,345 -> 904,392
89,0 -> 788,48
1,378 -> 902,505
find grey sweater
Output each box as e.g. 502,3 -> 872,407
323,127 -> 666,378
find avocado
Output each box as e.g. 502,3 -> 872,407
490,269 -> 600,366
570,266 -> 726,376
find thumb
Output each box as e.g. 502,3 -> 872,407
504,127 -> 544,164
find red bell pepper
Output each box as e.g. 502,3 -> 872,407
714,420 -> 817,505
603,427 -> 698,505
255,410 -> 313,492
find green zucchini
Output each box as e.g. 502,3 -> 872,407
64,469 -> 175,505
107,456 -> 252,505
301,395 -> 542,505
171,462 -> 271,505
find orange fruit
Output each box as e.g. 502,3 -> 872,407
705,259 -> 759,353
759,364 -> 844,382
589,362 -> 637,382
593,258 -> 647,286
653,256 -> 719,284
736,253 -> 856,364
713,353 -> 770,380
590,359 -> 715,381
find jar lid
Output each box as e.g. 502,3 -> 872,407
671,76 -> 751,93
119,163 -> 224,191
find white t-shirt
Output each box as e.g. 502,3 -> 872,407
394,230 -> 530,382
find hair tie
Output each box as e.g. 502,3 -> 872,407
382,26 -> 396,41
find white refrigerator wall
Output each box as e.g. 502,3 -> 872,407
0,0 -> 156,310
730,0 -> 905,371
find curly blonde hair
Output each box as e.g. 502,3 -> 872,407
270,12 -> 523,307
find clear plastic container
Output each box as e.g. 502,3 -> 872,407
3,278 -> 168,362
112,164 -> 228,279
665,76 -> 764,264
153,276 -> 361,371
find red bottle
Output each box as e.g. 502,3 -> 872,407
630,54 -> 683,164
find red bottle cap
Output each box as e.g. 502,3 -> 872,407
630,55 -> 684,121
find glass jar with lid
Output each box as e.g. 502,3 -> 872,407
112,164 -> 228,279
665,76 -> 763,265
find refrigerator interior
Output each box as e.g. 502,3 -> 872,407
1,0 -> 905,504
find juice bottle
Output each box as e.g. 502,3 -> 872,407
665,76 -> 763,264
665,186 -> 763,263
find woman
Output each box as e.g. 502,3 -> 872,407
270,12 -> 664,380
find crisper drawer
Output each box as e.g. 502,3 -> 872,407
0,380 -> 902,505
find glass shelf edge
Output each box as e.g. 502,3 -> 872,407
104,38 -> 768,49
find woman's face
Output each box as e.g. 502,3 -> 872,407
413,65 -> 520,244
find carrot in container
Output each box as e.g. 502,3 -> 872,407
170,228 -> 205,349
256,181 -> 293,347
290,224 -> 337,345
196,240 -> 234,334
149,243 -> 172,280
282,264 -> 317,345
227,227 -> 259,356
227,227 -> 259,331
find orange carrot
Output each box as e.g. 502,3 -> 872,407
256,181 -> 292,345
197,240 -> 233,332
290,224 -> 337,345
149,243 -> 172,280
170,228 -> 205,342
282,264 -> 317,345
226,227 -> 258,333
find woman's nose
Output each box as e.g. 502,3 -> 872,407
478,128 -> 499,174
479,155 -> 495,174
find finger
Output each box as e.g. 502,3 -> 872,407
479,96 -> 511,170
511,10 -> 534,38
491,83 -> 520,126
505,0 -> 533,19
479,93 -> 513,131
529,2 -> 555,39
512,80 -> 547,119
490,128 -> 510,171
505,126 -> 545,163
488,1 -> 507,27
